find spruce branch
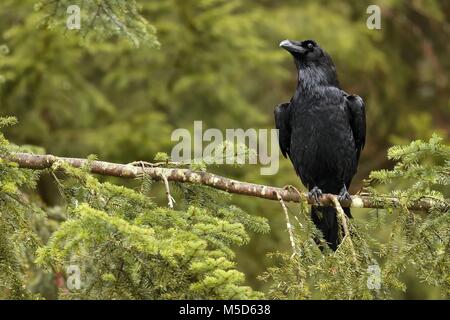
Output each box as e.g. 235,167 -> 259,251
6,152 -> 447,212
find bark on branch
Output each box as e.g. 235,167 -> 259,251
6,152 -> 445,212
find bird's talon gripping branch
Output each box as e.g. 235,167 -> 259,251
338,185 -> 352,202
308,186 -> 323,205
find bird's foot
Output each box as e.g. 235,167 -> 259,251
308,186 -> 323,204
338,185 -> 352,202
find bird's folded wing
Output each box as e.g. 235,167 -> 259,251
274,102 -> 292,158
345,94 -> 366,161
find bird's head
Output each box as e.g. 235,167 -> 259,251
279,39 -> 328,64
279,39 -> 339,86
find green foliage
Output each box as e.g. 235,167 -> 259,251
1,117 -> 268,299
369,134 -> 449,202
40,162 -> 268,299
0,118 -> 43,299
1,129 -> 449,299
37,0 -> 160,48
260,136 -> 449,299
369,135 -> 449,297
153,152 -> 169,162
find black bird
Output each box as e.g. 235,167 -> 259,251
275,39 -> 366,250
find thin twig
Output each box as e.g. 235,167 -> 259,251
327,195 -> 358,264
276,192 -> 297,257
159,171 -> 175,209
128,160 -> 189,168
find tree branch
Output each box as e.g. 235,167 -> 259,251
6,152 -> 445,212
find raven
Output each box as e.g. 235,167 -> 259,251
275,39 -> 366,250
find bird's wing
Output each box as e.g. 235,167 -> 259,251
345,94 -> 366,161
274,102 -> 291,158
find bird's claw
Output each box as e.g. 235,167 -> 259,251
308,186 -> 323,204
338,185 -> 352,202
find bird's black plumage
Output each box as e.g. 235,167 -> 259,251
275,39 -> 366,250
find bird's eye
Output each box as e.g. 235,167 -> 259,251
307,42 -> 314,49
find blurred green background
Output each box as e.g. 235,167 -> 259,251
0,0 -> 449,298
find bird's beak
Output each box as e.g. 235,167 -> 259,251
279,39 -> 306,54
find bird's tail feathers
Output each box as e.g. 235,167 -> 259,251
311,206 -> 351,250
